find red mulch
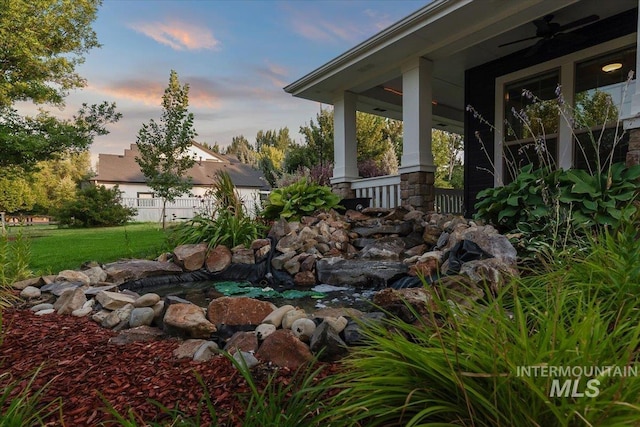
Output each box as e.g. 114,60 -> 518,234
0,309 -> 341,426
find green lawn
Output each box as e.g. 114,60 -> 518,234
7,223 -> 171,275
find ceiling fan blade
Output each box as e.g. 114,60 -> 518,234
524,38 -> 547,58
558,14 -> 599,32
554,31 -> 586,44
498,35 -> 540,48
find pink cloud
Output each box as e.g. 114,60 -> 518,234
129,20 -> 219,51
88,78 -> 221,109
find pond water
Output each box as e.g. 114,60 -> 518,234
146,280 -> 379,313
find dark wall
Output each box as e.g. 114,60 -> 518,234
463,8 -> 637,216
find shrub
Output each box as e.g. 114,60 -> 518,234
261,178 -> 341,221
169,171 -> 265,248
55,185 -> 136,227
322,223 -> 640,426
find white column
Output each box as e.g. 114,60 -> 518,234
399,57 -> 436,173
331,91 -> 359,183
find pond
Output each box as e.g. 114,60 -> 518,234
144,280 -> 379,313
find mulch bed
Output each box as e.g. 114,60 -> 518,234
0,309 -> 341,426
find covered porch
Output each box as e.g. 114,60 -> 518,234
285,0 -> 640,216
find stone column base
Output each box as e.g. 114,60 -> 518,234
627,127 -> 640,167
400,171 -> 435,211
331,182 -> 355,199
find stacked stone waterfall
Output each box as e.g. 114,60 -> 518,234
13,206 -> 518,369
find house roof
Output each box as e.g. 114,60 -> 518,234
95,144 -> 270,190
285,0 -> 636,134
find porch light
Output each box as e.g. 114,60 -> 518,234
602,62 -> 623,73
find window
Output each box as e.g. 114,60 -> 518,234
573,47 -> 635,172
503,70 -> 560,182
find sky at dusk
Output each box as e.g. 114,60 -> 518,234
27,0 -> 429,167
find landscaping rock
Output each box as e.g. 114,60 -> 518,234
163,303 -> 216,339
223,331 -> 258,354
20,286 -> 41,299
54,287 -> 87,315
34,308 -> 55,316
129,307 -> 155,327
30,303 -> 54,312
173,243 -> 208,271
206,245 -> 232,272
41,282 -> 82,297
133,293 -> 161,308
207,297 -> 276,326
358,237 -> 406,260
316,257 -> 408,288
11,277 -> 42,290
281,308 -> 307,330
71,307 -> 93,317
103,260 -> 183,284
291,318 -> 316,342
372,287 -> 436,323
231,247 -> 255,264
310,321 -> 348,361
174,339 -> 209,359
254,323 -> 277,341
193,341 -> 220,362
83,266 -> 107,285
56,270 -> 91,286
233,351 -> 260,369
96,291 -> 136,310
256,329 -> 313,369
261,305 -> 294,327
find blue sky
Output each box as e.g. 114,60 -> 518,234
50,0 -> 427,166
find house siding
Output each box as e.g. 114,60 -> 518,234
464,8 -> 637,216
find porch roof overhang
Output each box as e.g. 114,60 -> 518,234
284,0 -> 636,135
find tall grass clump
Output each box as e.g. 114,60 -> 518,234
0,227 -> 31,307
169,171 -> 265,248
322,222 -> 640,426
0,369 -> 61,426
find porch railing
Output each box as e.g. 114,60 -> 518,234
351,175 -> 402,209
349,175 -> 465,215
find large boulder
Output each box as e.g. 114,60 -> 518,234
56,270 -> 91,286
255,329 -> 313,369
163,303 -> 217,339
206,245 -> 232,273
207,297 -> 276,326
96,291 -> 136,311
316,257 -> 408,288
173,243 -> 208,271
104,260 -> 183,284
53,287 -> 87,315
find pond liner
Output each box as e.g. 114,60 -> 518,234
121,237 -> 296,293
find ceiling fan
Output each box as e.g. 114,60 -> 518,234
499,14 -> 600,56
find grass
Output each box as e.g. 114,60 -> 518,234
6,222 -> 170,275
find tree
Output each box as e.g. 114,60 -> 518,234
0,0 -> 101,108
225,135 -> 256,165
432,129 -> 464,189
135,70 -> 197,228
55,185 -> 136,227
0,102 -> 120,171
0,0 -> 121,173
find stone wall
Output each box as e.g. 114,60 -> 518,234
331,182 -> 355,199
627,127 -> 640,167
400,171 -> 435,210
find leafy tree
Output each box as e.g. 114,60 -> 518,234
135,70 -> 197,228
55,185 -> 135,227
32,151 -> 92,212
0,0 -> 121,173
432,129 -> 464,189
0,0 -> 101,108
0,171 -> 36,214
298,107 -> 334,167
225,135 -> 257,165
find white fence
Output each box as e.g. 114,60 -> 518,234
349,175 -> 465,214
121,197 -> 213,223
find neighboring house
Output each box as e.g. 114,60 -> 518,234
93,142 -> 269,222
285,0 -> 640,216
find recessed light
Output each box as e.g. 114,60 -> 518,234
602,62 -> 623,72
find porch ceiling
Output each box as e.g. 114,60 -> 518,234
284,0 -> 636,135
